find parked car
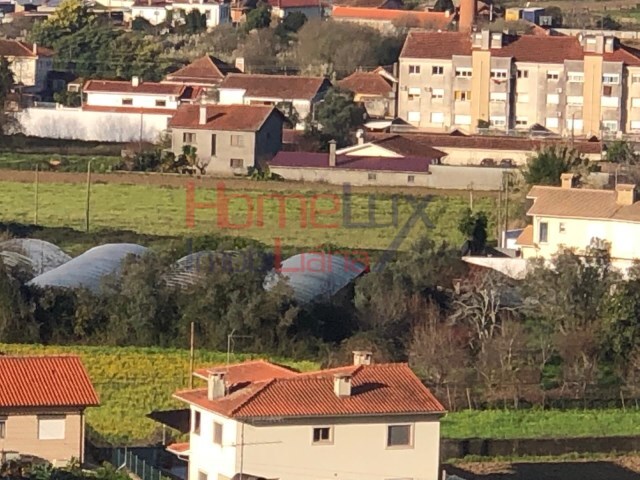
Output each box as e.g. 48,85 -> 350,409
480,158 -> 496,167
499,158 -> 515,168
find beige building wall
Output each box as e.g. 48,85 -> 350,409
583,55 -> 604,136
0,408 -> 85,464
240,415 -> 442,480
471,50 -> 491,129
626,66 -> 640,132
187,408 -> 239,480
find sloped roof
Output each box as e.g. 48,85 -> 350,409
338,71 -> 394,96
0,39 -> 53,58
84,80 -> 187,96
169,104 -> 280,131
194,359 -> 299,383
269,151 -> 434,172
515,224 -> 533,246
218,73 -> 330,100
175,362 -> 445,419
0,356 -> 99,408
333,6 -> 453,28
400,30 -> 640,65
164,55 -> 241,86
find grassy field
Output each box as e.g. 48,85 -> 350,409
0,153 -> 121,173
2,343 -> 639,446
0,180 -> 496,255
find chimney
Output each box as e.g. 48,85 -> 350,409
328,140 -> 336,167
235,57 -> 245,73
459,0 -> 477,33
132,76 -> 141,87
207,372 -> 226,400
333,373 -> 351,397
147,0 -> 151,5
353,350 -> 372,366
356,129 -> 364,145
199,104 -> 208,125
616,183 -> 637,206
560,172 -> 577,189
32,42 -> 37,55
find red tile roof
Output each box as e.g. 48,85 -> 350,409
169,104 -> 281,131
333,6 -> 453,28
0,39 -> 53,58
193,359 -> 299,383
268,0 -> 325,8
218,73 -> 331,100
175,362 -> 444,419
338,71 -> 394,96
83,80 -> 187,96
82,105 -> 177,115
515,224 -> 533,246
269,151 -> 434,172
400,30 -> 640,65
0,355 -> 99,408
164,55 -> 241,86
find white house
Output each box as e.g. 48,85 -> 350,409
130,1 -> 170,25
267,0 -> 325,19
169,354 -> 445,480
0,39 -> 53,93
172,0 -> 231,27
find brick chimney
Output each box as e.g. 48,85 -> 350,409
207,372 -> 226,400
459,0 -> 477,33
199,104 -> 208,125
328,140 -> 336,167
616,183 -> 637,206
560,173 -> 577,189
353,350 -> 372,366
334,373 -> 351,397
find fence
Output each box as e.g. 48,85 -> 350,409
111,448 -> 177,480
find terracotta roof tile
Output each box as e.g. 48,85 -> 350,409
0,39 -> 53,58
0,355 -> 99,408
515,224 -> 533,246
164,55 -> 241,86
333,6 -> 453,28
83,80 -> 187,96
193,359 -> 299,383
218,74 -> 331,101
175,362 -> 444,419
270,151 -> 434,172
82,105 -> 177,115
338,71 -> 393,96
169,104 -> 280,131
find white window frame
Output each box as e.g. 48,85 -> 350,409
431,65 -> 444,75
407,111 -> 421,123
632,74 -> 640,84
312,426 -> 333,445
566,118 -> 583,131
490,116 -> 506,127
546,94 -> 560,105
490,69 -> 508,79
547,71 -> 560,81
545,117 -> 559,128
515,117 -> 528,128
632,98 -> 640,108
601,96 -> 619,108
213,421 -> 223,445
431,88 -> 444,100
455,67 -> 472,78
408,65 -> 421,75
567,72 -> 584,83
408,87 -> 421,99
386,424 -> 413,449
603,74 -> 620,85
38,415 -> 65,440
490,92 -> 507,102
517,69 -> 529,79
631,120 -> 640,130
603,120 -> 619,132
430,112 -> 444,124
454,114 -> 471,125
567,96 -> 584,106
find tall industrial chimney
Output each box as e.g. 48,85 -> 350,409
459,0 -> 477,33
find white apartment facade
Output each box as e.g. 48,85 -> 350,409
398,30 -> 640,136
171,356 -> 445,480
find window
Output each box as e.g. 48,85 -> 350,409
545,117 -> 559,128
38,415 -> 65,440
546,71 -> 559,81
431,88 -> 444,100
559,222 -> 566,233
454,114 -> 471,125
454,90 -> 471,101
407,111 -> 421,122
566,118 -> 583,131
430,112 -> 444,124
490,92 -> 507,102
516,93 -> 529,104
213,422 -> 223,445
603,85 -> 613,97
515,117 -> 528,127
211,134 -> 217,156
568,72 -> 584,83
539,222 -> 548,243
490,69 -> 508,79
408,65 -> 421,75
408,87 -> 421,99
431,65 -> 444,75
632,98 -> 640,108
407,175 -> 415,184
312,427 -> 332,444
546,94 -> 560,105
517,69 -> 529,79
368,173 -> 377,181
230,158 -> 244,169
230,135 -> 244,147
121,98 -> 133,106
0,417 -> 5,439
632,120 -> 640,130
633,74 -> 640,84
155,99 -> 167,107
455,68 -> 472,78
490,116 -> 506,127
603,74 -> 620,85
602,96 -> 619,107
183,132 -> 195,144
603,120 -> 619,132
387,425 -> 412,448
567,96 -> 584,106
193,411 -> 201,435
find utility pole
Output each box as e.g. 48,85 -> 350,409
189,321 -> 195,389
34,164 -> 39,226
497,187 -> 503,248
85,159 -> 92,233
503,172 -> 510,243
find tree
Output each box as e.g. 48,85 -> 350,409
282,11 -> 307,32
432,0 -> 454,13
458,208 -> 488,255
53,90 -> 81,107
0,57 -> 18,139
545,5 -> 563,27
30,0 -> 94,47
182,10 -> 207,34
522,145 -> 592,186
606,140 -> 637,165
245,2 -> 272,31
237,28 -> 280,73
306,87 -> 365,148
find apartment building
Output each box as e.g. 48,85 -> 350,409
398,29 -> 640,136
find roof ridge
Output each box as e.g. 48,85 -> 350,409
230,378 -> 275,415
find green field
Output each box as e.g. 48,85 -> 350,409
0,180 -> 496,254
2,343 -> 639,445
0,153 -> 121,173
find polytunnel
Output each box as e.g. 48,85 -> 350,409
28,243 -> 149,292
263,253 -> 368,304
0,238 -> 72,279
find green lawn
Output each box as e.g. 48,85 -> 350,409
0,181 -> 496,254
0,153 -> 121,172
